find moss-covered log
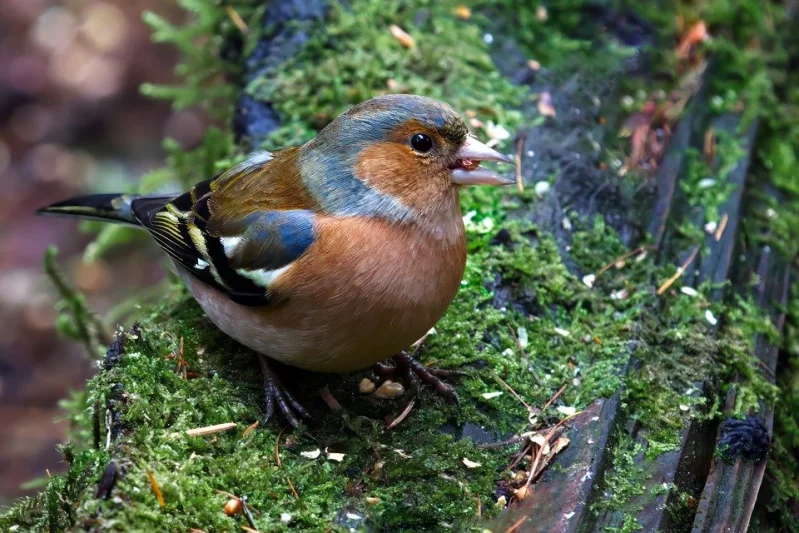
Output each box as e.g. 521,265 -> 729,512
2,1 -> 799,532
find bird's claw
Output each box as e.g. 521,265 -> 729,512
377,351 -> 463,404
258,355 -> 310,427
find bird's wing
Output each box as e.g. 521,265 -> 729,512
132,149 -> 318,306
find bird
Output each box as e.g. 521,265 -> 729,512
38,94 -> 515,426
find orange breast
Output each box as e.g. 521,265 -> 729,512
180,194 -> 467,372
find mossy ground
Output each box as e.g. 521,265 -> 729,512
2,0 -> 798,531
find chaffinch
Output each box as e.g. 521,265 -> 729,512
39,94 -> 515,425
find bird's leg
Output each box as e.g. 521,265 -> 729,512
378,350 -> 464,403
257,354 -> 310,427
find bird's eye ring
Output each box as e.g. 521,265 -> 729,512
410,133 -> 433,153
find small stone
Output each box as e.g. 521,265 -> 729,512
374,380 -> 404,399
528,59 -> 541,70
359,377 -> 376,394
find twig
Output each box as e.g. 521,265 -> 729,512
491,371 -> 536,414
714,213 -> 729,242
477,435 -> 527,449
515,136 -> 525,193
541,382 -> 568,413
185,422 -> 237,437
657,246 -> 700,295
275,425 -> 287,467
242,420 -> 259,437
387,397 -> 416,430
43,246 -> 112,357
318,385 -> 343,411
508,327 -> 542,384
597,245 -> 649,276
476,495 -> 482,518
524,412 -> 581,491
147,470 -> 165,507
505,516 -> 527,533
286,476 -> 300,499
224,6 -> 249,33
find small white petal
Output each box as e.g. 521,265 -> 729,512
327,452 -> 346,462
462,457 -> 482,468
679,404 -> 690,412
481,391 -> 503,400
280,513 -> 292,524
582,274 -> 596,288
301,448 -> 321,459
554,327 -> 570,337
698,178 -> 716,188
705,310 -> 718,326
704,221 -> 718,234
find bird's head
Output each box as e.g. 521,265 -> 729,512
299,94 -> 514,221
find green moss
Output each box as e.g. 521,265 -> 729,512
5,0 -> 797,530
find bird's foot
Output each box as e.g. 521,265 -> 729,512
258,354 -> 311,427
374,351 -> 464,403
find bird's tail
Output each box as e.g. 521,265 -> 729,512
37,194 -> 175,226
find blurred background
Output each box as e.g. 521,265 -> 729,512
0,0 -> 209,503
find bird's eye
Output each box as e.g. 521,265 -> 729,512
410,133 -> 433,153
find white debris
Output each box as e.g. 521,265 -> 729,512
534,180 -> 551,196
679,404 -> 690,412
698,178 -> 717,188
704,220 -> 718,234
557,406 -> 577,416
517,327 -> 529,349
680,287 -> 699,297
462,457 -> 482,468
280,513 -> 292,524
554,327 -> 570,337
705,310 -> 718,326
301,449 -> 321,459
481,391 -> 504,400
582,274 -> 596,288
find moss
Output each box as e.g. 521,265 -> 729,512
4,0 -> 797,531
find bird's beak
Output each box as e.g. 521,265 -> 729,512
451,136 -> 515,186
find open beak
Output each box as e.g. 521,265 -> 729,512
451,136 -> 515,186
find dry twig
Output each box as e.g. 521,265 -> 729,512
657,246 -> 700,295
387,397 -> 417,430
